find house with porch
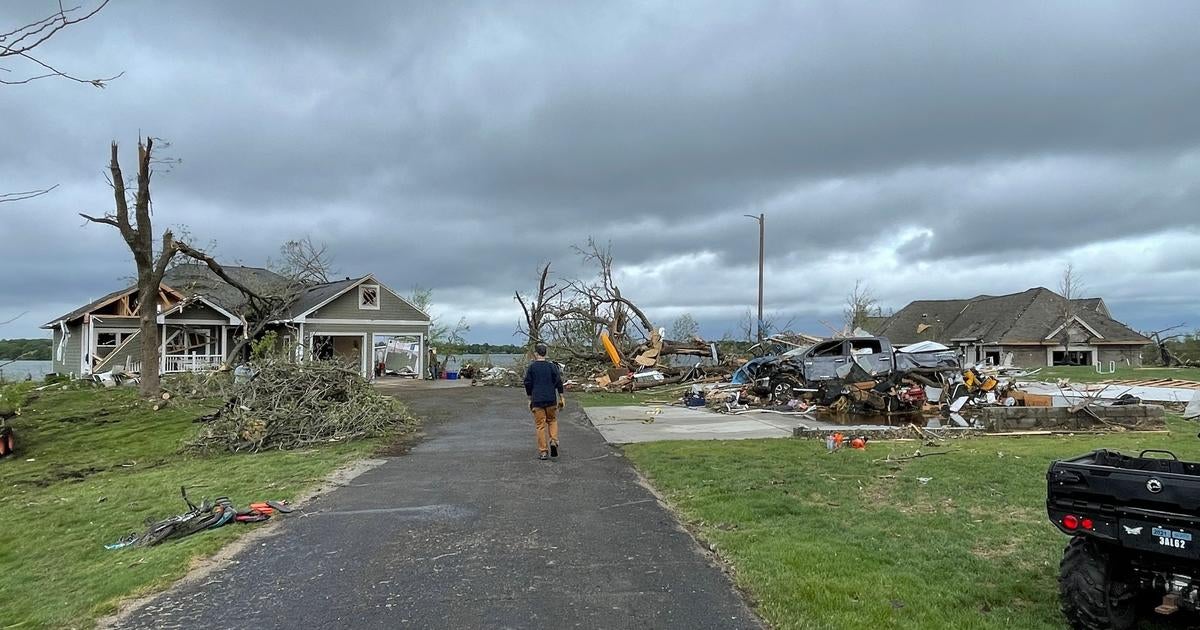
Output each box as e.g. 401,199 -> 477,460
42,265 -> 432,379
875,287 -> 1151,368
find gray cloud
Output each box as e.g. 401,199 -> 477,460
2,0 -> 1199,341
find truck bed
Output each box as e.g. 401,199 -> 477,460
1048,449 -> 1200,559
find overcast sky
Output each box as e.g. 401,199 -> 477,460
2,1 -> 1199,343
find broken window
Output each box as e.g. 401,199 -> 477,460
95,330 -> 137,360
848,339 -> 883,355
359,285 -> 380,310
811,340 -> 846,357
1052,350 -> 1094,366
985,350 -> 1001,365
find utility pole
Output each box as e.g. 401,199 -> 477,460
744,213 -> 765,343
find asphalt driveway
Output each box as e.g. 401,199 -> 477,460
112,384 -> 760,629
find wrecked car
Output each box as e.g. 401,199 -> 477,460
752,337 -> 961,404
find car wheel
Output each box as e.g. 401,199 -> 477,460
1059,537 -> 1138,630
770,376 -> 801,402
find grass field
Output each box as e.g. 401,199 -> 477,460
625,416 -> 1200,630
0,383 -> 381,628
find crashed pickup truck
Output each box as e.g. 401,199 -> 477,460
739,336 -> 960,402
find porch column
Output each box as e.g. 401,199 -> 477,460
160,324 -> 166,372
220,325 -> 228,363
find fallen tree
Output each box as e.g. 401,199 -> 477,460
186,359 -> 415,453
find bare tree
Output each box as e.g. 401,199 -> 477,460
515,262 -> 565,351
277,236 -> 335,284
541,239 -> 655,366
0,0 -> 120,87
2,1 -> 118,204
79,138 -> 274,395
1058,263 -> 1086,320
670,313 -> 700,342
0,185 -> 60,204
1148,323 -> 1189,367
843,279 -> 880,333
79,139 -> 178,396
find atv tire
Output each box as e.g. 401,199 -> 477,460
1059,537 -> 1138,630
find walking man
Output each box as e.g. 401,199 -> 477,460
523,343 -> 564,460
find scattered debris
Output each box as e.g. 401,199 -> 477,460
106,486 -> 293,549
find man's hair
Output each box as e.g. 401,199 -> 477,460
534,343 -> 549,357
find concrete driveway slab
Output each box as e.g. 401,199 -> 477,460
585,405 -> 797,444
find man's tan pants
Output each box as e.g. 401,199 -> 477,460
532,405 -> 559,454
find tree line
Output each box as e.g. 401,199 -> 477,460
0,339 -> 52,361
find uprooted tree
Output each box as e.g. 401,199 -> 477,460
1146,324 -> 1198,368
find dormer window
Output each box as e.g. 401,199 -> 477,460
359,284 -> 380,310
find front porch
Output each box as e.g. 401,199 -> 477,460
159,323 -> 229,373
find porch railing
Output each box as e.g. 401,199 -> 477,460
163,354 -> 224,373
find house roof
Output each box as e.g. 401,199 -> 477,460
45,265 -> 431,329
163,264 -> 292,312
284,276 -> 367,318
41,283 -> 192,329
876,287 -> 1150,346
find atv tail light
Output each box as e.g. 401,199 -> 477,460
1061,514 -> 1095,531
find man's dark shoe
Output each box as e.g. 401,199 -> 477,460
538,452 -> 549,461
549,441 -> 559,458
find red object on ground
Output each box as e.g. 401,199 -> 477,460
850,437 -> 866,449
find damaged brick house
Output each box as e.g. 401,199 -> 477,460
41,265 -> 431,379
875,287 -> 1150,368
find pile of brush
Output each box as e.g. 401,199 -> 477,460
186,359 -> 414,453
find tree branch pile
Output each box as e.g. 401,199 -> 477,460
186,359 -> 415,453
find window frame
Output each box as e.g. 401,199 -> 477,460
358,284 -> 381,310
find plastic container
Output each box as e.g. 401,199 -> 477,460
445,371 -> 459,380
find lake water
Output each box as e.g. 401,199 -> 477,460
0,360 -> 53,382
443,353 -> 523,370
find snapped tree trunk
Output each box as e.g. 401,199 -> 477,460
80,138 -> 176,397
137,272 -> 161,396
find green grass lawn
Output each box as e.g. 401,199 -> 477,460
0,383 -> 382,628
1021,365 -> 1200,384
575,387 -> 694,408
625,417 -> 1200,629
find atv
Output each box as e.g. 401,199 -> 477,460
1047,448 -> 1200,628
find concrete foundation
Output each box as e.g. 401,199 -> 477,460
981,404 -> 1166,432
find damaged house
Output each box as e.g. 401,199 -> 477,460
875,287 -> 1150,368
41,265 -> 431,379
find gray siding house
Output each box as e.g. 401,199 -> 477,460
875,287 -> 1151,368
42,265 -> 432,379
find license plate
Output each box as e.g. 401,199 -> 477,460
1121,519 -> 1200,559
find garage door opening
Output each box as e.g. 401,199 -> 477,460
373,334 -> 423,378
312,334 -> 366,374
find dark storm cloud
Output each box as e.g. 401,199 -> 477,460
2,0 -> 1200,340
